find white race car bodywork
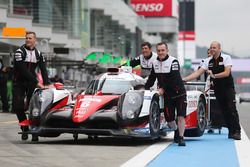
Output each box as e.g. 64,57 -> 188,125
52,88 -> 73,105
123,87 -> 207,138
186,90 -> 205,116
139,90 -> 164,117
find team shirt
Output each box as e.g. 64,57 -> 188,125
145,55 -> 186,98
13,45 -> 49,85
201,53 -> 234,90
130,52 -> 157,78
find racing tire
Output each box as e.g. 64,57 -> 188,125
184,97 -> 207,137
149,96 -> 161,138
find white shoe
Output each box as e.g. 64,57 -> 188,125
167,121 -> 177,131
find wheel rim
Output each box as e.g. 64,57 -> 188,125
150,101 -> 160,132
197,100 -> 206,130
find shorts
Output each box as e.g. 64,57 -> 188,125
164,94 -> 187,122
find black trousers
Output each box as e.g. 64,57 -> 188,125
164,94 -> 187,122
0,81 -> 9,112
214,88 -> 241,133
12,82 -> 35,124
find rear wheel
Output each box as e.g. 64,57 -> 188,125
185,97 -> 207,137
149,96 -> 160,138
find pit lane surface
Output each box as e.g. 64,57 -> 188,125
0,103 -> 249,167
122,103 -> 250,167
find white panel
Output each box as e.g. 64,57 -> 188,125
0,7 -> 7,21
145,17 -> 178,33
178,40 -> 196,61
172,0 -> 179,18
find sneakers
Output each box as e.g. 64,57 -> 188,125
178,136 -> 186,146
228,131 -> 241,140
228,130 -> 233,139
207,128 -> 214,134
174,130 -> 186,146
167,121 -> 177,131
21,126 -> 29,141
32,135 -> 39,142
174,130 -> 179,143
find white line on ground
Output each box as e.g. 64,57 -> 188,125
0,120 -> 18,124
120,132 -> 174,167
235,127 -> 250,167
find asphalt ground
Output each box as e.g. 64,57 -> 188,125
0,103 -> 249,167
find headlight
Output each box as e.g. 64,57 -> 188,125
40,90 -> 53,114
32,108 -> 40,117
29,89 -> 53,118
126,110 -> 135,119
120,91 -> 144,120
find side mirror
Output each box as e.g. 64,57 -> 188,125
95,91 -> 103,96
54,82 -> 64,89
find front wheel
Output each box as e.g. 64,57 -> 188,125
149,96 -> 160,138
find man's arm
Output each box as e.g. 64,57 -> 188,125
144,67 -> 156,89
183,68 -> 206,82
207,65 -> 231,79
119,57 -> 140,68
38,53 -> 50,85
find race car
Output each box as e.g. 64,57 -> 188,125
19,67 -> 146,139
19,67 -> 208,141
116,84 -> 207,138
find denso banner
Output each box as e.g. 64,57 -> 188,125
130,0 -> 175,17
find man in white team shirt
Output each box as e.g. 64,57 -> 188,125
183,41 -> 241,140
122,42 -> 157,78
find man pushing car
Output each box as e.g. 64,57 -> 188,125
144,42 -> 187,146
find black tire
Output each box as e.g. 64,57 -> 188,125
149,96 -> 160,138
185,97 -> 207,137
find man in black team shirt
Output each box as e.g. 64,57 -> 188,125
13,31 -> 51,141
122,42 -> 157,78
183,41 -> 241,140
145,42 -> 187,146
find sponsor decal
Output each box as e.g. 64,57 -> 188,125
178,31 -> 195,41
132,3 -> 164,12
237,77 -> 250,84
130,0 -> 172,17
187,94 -> 197,99
80,97 -> 101,102
133,128 -> 150,134
144,96 -> 151,100
188,100 -> 197,108
208,63 -> 213,68
80,101 -> 91,108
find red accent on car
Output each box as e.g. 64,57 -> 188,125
54,82 -> 64,89
95,91 -> 103,96
49,96 -> 69,111
19,119 -> 38,126
124,121 -> 148,128
72,95 -> 119,123
185,109 -> 198,128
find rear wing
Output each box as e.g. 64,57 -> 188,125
184,81 -> 206,92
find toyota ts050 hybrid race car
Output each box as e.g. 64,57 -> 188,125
19,67 -> 208,141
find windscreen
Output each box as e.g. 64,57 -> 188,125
101,79 -> 132,94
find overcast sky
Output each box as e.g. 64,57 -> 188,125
195,0 -> 250,57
